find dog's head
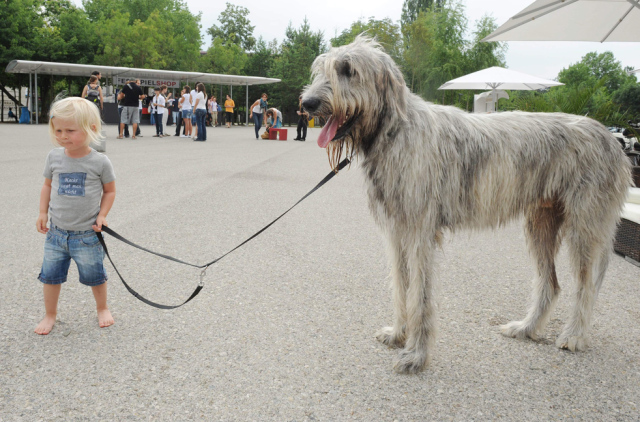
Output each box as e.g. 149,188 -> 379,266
302,36 -> 408,169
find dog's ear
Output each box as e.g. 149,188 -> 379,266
381,61 -> 408,121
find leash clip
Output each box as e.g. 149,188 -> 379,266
199,267 -> 208,287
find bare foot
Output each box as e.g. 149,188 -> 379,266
35,315 -> 56,335
98,309 -> 114,328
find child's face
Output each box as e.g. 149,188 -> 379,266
52,117 -> 90,155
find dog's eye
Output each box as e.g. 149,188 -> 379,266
338,61 -> 354,78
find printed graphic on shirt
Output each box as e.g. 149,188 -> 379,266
58,172 -> 87,197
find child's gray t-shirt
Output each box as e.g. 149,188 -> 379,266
43,148 -> 116,231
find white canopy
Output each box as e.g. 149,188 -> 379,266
6,59 -> 281,125
5,60 -> 280,86
473,90 -> 509,113
439,66 -> 563,91
482,0 -> 640,43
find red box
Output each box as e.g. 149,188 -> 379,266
269,128 -> 287,141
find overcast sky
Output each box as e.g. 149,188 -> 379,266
72,0 -> 639,80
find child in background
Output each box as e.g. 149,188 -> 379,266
35,97 -> 116,335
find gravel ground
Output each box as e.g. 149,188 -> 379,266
1,123 -> 639,421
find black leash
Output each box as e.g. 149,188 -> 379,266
96,158 -> 350,310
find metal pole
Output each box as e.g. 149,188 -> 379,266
230,85 -> 233,125
29,73 -> 32,124
245,83 -> 248,126
35,72 -> 38,124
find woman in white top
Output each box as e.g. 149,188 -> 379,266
179,85 -> 192,137
249,93 -> 268,139
193,83 -> 208,141
151,87 -> 166,137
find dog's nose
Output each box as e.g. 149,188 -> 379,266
302,97 -> 321,113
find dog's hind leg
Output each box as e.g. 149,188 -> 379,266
556,212 -> 617,351
502,202 -> 564,341
393,237 -> 437,374
376,233 -> 408,348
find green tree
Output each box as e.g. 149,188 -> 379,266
401,0 -> 506,107
465,16 -> 507,72
200,37 -> 248,75
0,0 -> 100,116
330,17 -> 403,63
559,51 -> 635,92
270,19 -> 326,115
505,79 -> 630,128
84,0 -> 202,71
0,0 -> 42,105
401,0 -> 444,29
612,83 -> 640,120
403,0 -> 467,100
207,3 -> 256,51
244,37 -> 277,102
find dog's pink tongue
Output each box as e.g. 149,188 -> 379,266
317,116 -> 340,148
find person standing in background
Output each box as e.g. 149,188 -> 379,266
172,93 -> 180,127
174,87 -> 184,137
117,78 -> 145,139
190,84 -> 199,140
210,97 -> 218,127
260,93 -> 268,126
179,85 -> 192,138
206,97 -> 213,126
160,86 -> 170,135
193,83 -> 207,141
117,92 -> 130,138
135,79 -> 144,138
224,94 -> 235,128
151,87 -> 165,137
249,93 -> 268,139
294,95 -> 308,141
82,75 -> 103,110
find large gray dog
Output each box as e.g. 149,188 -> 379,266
302,37 -> 631,374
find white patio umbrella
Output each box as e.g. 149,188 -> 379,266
438,66 -> 563,111
482,0 -> 640,43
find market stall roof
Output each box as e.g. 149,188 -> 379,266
5,60 -> 280,86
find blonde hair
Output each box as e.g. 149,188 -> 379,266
49,97 -> 103,147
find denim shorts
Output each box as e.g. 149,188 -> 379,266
38,225 -> 108,286
182,109 -> 192,119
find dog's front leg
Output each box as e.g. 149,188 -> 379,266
376,232 -> 408,349
393,238 -> 437,374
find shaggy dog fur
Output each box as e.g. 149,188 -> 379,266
301,37 -> 631,374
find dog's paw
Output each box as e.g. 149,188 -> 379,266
500,320 -> 539,340
375,326 -> 406,349
393,348 -> 429,374
556,334 -> 589,351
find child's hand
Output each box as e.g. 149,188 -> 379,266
36,213 -> 48,234
92,216 -> 108,232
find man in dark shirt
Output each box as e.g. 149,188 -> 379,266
294,95 -> 308,141
118,79 -> 145,139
